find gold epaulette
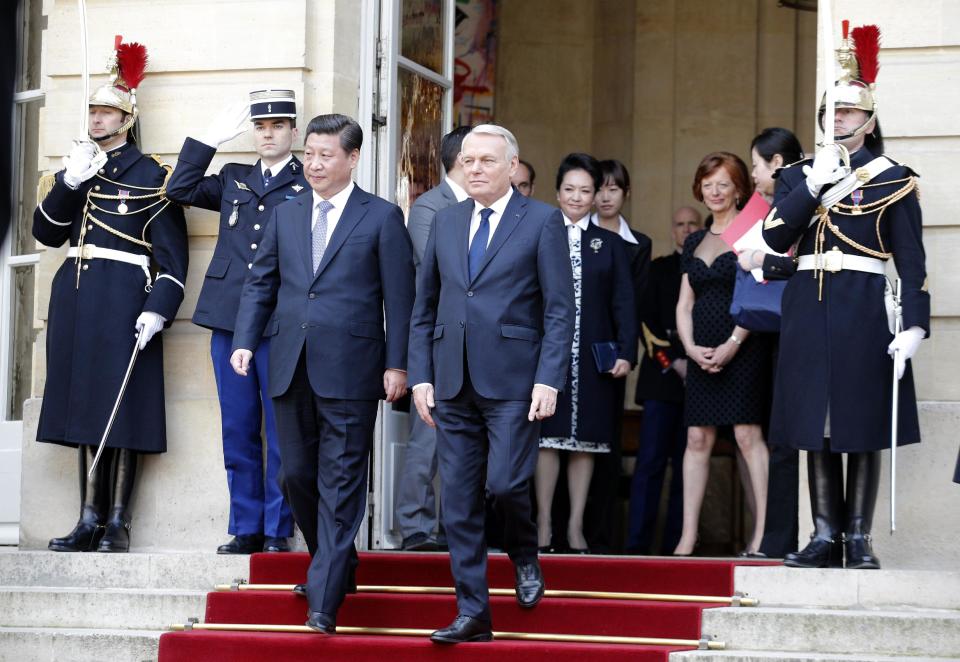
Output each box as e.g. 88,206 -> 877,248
37,173 -> 56,201
149,154 -> 173,191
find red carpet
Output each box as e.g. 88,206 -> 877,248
159,552 -> 773,661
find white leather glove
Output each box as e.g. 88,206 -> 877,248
888,326 -> 924,381
802,144 -> 848,197
62,140 -> 106,189
199,101 -> 250,148
135,312 -> 167,350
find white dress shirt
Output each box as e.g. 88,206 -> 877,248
589,212 -> 638,245
261,153 -> 294,179
445,176 -> 470,203
311,181 -> 355,245
468,187 -> 513,249
564,213 -> 591,234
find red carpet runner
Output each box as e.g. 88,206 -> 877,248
159,552 -> 769,661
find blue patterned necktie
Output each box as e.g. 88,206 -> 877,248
263,168 -> 272,190
468,208 -> 493,281
312,200 -> 334,273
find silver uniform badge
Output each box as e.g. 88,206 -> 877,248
228,199 -> 239,227
234,180 -> 251,192
291,184 -> 304,193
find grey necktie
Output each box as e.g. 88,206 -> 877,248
312,200 -> 334,273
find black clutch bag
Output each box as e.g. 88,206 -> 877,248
591,341 -> 620,373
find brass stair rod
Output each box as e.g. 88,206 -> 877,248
213,583 -> 757,607
168,622 -> 725,649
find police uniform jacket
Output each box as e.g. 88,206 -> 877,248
540,223 -> 637,445
166,137 -> 309,333
762,145 -> 928,453
634,251 -> 685,405
32,143 -> 188,453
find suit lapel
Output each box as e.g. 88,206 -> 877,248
312,185 -> 369,281
456,200 -> 473,287
297,196 -> 314,277
471,191 -> 526,284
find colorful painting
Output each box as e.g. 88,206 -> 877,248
454,0 -> 497,126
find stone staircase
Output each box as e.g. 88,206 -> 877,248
674,566 -> 960,662
0,549 -> 248,662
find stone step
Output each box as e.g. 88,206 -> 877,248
0,549 -> 249,590
0,626 -> 160,662
0,587 -> 206,630
701,606 -> 960,658
734,566 -> 960,611
671,650 -> 952,662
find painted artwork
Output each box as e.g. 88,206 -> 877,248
454,0 -> 497,126
396,68 -> 444,218
401,0 -> 444,74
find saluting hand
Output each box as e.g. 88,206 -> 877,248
200,100 -> 251,148
230,349 -> 253,377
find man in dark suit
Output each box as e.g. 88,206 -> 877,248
626,206 -> 701,554
408,125 -> 575,643
230,114 -> 415,633
395,125 -> 472,551
167,90 -> 307,555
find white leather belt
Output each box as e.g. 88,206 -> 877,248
796,251 -> 886,275
67,244 -> 152,286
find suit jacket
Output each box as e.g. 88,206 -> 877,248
166,137 -> 309,333
407,179 -> 459,267
626,228 -> 652,313
408,190 -> 575,401
232,185 -> 415,400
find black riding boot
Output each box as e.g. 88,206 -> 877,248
49,446 -> 113,552
844,451 -> 881,569
98,449 -> 139,553
784,446 -> 844,568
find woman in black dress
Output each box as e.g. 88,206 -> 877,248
536,153 -> 637,553
674,152 -> 770,556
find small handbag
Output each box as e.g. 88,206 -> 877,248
591,341 -> 620,373
729,268 -> 786,333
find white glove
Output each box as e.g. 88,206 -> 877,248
135,312 -> 167,350
888,325 -> 924,381
199,100 -> 251,148
802,144 -> 848,197
62,140 -> 106,189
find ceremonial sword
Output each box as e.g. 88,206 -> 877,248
890,279 -> 903,533
88,329 -> 144,479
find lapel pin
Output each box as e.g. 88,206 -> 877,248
590,237 -> 603,253
235,180 -> 251,192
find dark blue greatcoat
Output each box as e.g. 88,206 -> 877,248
540,222 -> 637,445
763,146 -> 928,453
166,137 -> 309,333
33,143 -> 188,453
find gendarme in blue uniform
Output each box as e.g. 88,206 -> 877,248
166,135 -> 308,543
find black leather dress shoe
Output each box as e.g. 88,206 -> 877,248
293,566 -> 358,598
430,614 -> 493,644
784,535 -> 843,568
48,521 -> 104,552
402,532 -> 439,551
217,534 -> 265,555
263,537 -> 291,552
514,560 -> 545,608
305,611 -> 336,634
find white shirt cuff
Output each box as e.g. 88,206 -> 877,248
412,383 -> 432,392
535,383 -> 558,394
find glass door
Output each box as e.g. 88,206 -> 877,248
365,0 -> 454,549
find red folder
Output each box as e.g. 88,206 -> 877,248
719,191 -> 772,250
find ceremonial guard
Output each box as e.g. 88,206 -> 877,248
35,38 -> 188,553
167,91 -> 306,553
763,23 -> 928,569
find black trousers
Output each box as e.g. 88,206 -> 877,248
759,443 -> 800,557
434,370 -> 540,622
272,352 -> 378,617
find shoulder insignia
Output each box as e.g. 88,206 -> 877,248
149,154 -> 174,190
37,173 -> 56,201
762,206 -> 785,230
